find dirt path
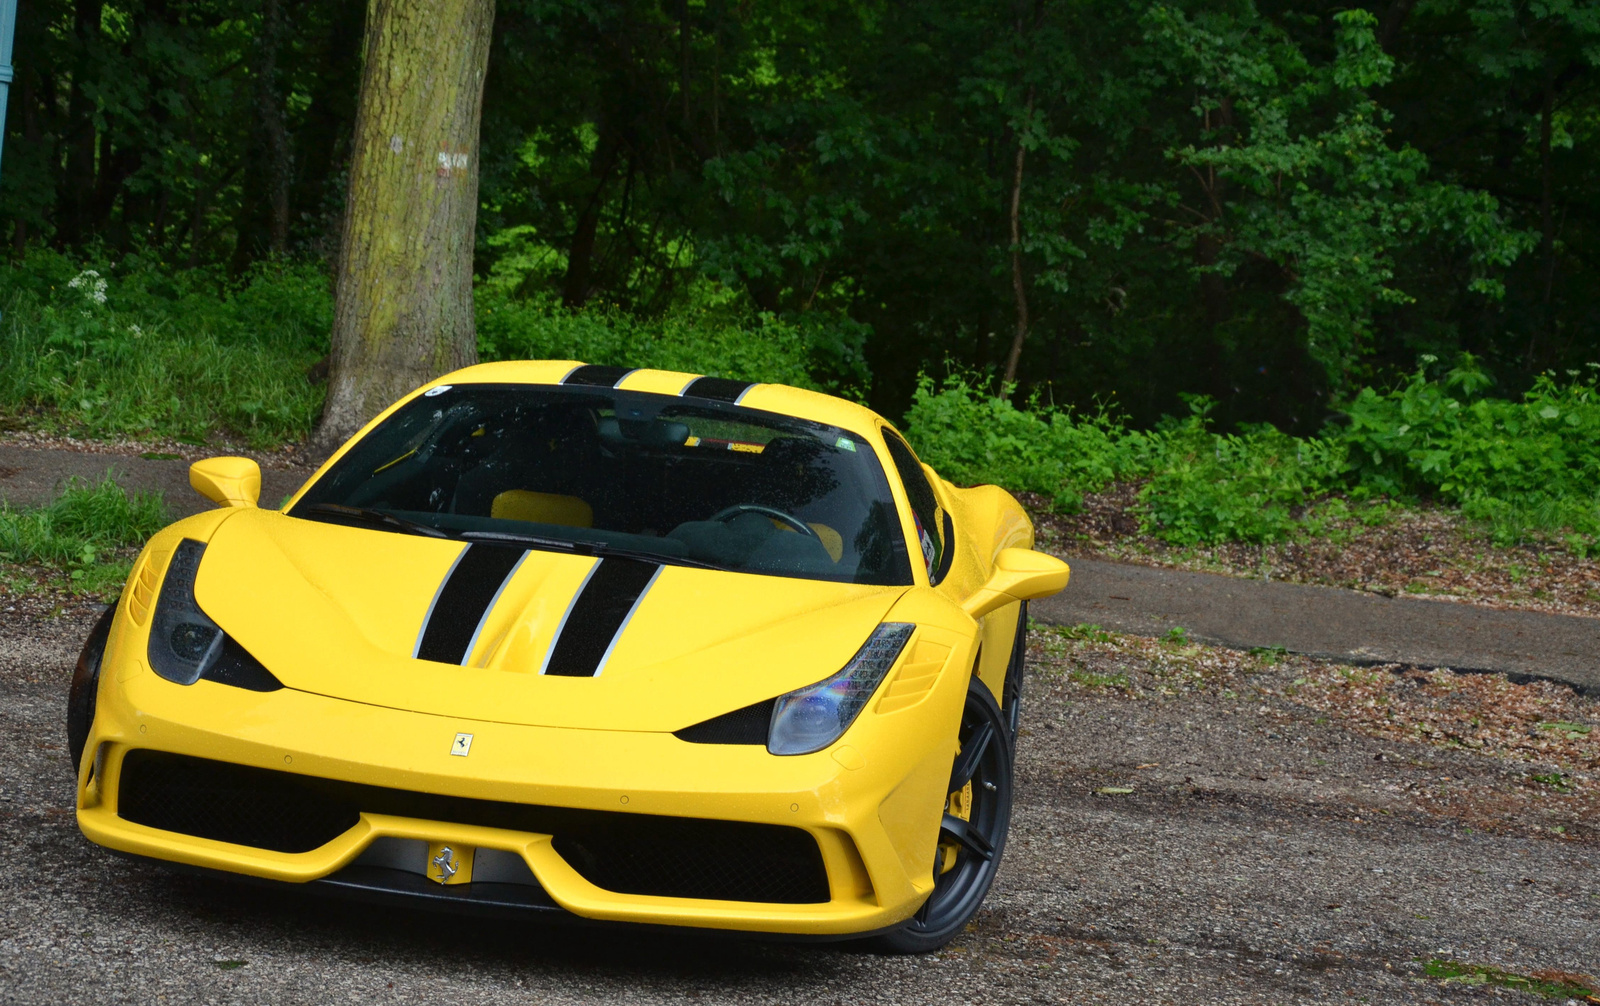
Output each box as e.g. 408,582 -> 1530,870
3,608 -> 1596,1004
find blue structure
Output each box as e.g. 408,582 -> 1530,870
0,0 -> 13,180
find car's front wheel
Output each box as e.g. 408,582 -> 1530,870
67,606 -> 115,771
867,677 -> 1014,954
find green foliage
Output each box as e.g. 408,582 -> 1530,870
901,375 -> 1149,510
1139,398 -> 1345,545
905,356 -> 1600,549
1423,959 -> 1597,1000
1341,357 -> 1600,543
903,375 -> 1341,544
0,250 -> 330,446
0,476 -> 168,569
476,290 -> 864,393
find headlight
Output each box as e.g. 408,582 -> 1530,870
149,539 -> 223,684
146,538 -> 281,692
767,623 -> 914,755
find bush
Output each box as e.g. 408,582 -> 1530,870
1340,357 -> 1600,543
1139,400 -> 1344,545
903,377 -> 1340,544
476,292 -> 828,392
901,374 -> 1148,510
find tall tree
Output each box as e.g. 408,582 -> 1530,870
315,0 -> 496,449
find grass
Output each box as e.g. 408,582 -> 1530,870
1425,959 -> 1599,1000
0,251 -> 331,447
0,476 -> 168,596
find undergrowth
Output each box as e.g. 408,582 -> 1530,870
0,476 -> 168,594
905,357 -> 1600,552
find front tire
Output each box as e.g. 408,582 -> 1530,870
866,678 -> 1014,954
67,606 -> 115,771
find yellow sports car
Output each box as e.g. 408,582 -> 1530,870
68,361 -> 1068,952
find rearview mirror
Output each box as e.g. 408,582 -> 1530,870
962,547 -> 1070,620
189,457 -> 261,509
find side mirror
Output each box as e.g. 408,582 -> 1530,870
962,547 -> 1070,620
189,457 -> 261,509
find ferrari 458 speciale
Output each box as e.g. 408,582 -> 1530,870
69,361 -> 1069,952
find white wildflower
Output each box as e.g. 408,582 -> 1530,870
66,269 -> 109,305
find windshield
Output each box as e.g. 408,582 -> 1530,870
289,383 -> 914,586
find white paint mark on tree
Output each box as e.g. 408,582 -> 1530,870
436,151 -> 471,176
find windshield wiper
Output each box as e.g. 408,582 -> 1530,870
460,529 -> 725,571
460,530 -> 579,551
300,503 -> 452,539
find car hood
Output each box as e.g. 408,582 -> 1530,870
192,509 -> 907,731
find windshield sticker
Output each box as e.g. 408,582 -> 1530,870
424,385 -> 452,397
836,437 -> 856,452
685,435 -> 766,453
912,511 -> 937,575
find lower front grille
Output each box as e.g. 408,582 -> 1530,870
554,817 -> 829,904
116,750 -> 830,904
119,750 -> 360,853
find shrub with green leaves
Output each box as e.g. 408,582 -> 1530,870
901,374 -> 1150,511
476,292 -> 843,393
1340,357 -> 1600,544
903,377 -> 1340,544
1139,399 -> 1345,545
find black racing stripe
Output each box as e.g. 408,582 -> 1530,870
681,376 -> 754,402
543,558 -> 660,677
562,364 -> 634,388
415,544 -> 526,664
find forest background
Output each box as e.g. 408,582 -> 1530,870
3,0 -> 1600,556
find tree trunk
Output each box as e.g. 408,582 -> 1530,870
57,0 -> 103,247
315,0 -> 496,452
256,0 -> 292,255
1530,70 -> 1556,367
1001,92 -> 1033,388
560,122 -> 620,309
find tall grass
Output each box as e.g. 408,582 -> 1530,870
0,476 -> 167,567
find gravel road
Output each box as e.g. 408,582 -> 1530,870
2,605 -> 1595,1005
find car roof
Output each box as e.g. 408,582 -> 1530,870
433,361 -> 891,438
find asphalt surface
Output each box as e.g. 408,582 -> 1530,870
1035,557 -> 1600,695
2,607 -> 1596,1004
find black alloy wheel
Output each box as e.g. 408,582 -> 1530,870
867,678 -> 1015,954
67,606 -> 115,770
1002,601 -> 1028,737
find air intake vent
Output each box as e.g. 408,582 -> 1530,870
119,750 -> 360,853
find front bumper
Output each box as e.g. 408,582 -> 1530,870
78,615 -> 968,936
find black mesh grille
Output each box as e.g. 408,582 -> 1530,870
116,751 -> 829,903
553,817 -> 827,903
119,750 -> 360,853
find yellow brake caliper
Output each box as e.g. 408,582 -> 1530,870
940,779 -> 974,874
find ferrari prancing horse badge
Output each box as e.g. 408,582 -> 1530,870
451,732 -> 473,756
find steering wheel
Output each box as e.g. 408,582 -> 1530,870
710,504 -> 817,538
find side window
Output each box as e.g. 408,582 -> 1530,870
881,430 -> 945,582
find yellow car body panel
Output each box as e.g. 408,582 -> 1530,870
76,363 -> 1067,937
